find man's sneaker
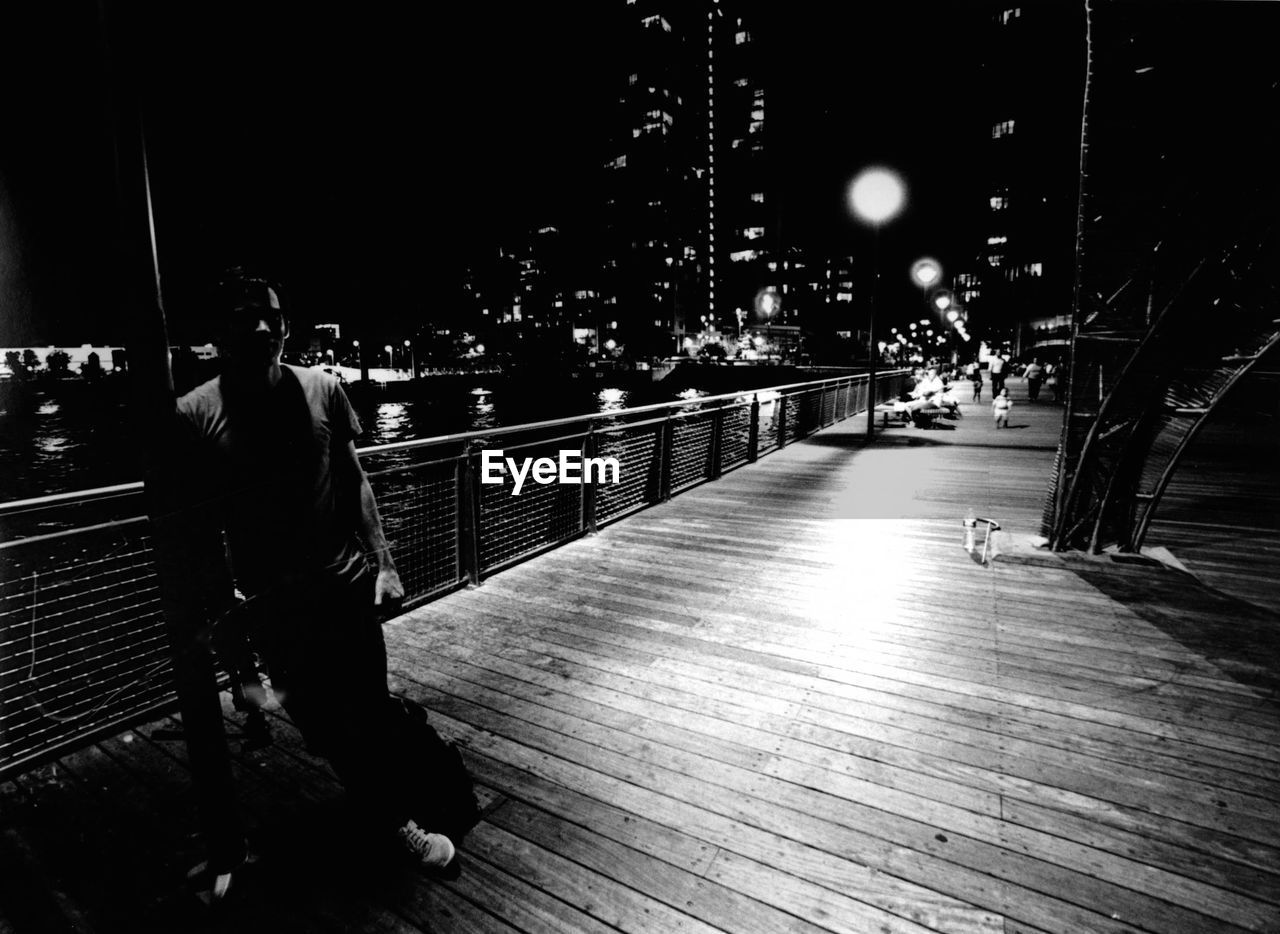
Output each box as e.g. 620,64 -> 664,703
397,819 -> 455,869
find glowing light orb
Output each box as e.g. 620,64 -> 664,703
910,258 -> 941,287
848,167 -> 906,225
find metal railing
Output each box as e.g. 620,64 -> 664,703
0,370 -> 907,779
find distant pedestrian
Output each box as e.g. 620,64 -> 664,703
1046,364 -> 1061,403
989,354 -> 1007,396
1024,360 -> 1044,402
969,366 -> 983,402
993,387 -> 1012,428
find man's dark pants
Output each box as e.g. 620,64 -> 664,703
250,573 -> 417,834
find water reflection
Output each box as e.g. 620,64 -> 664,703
597,387 -> 629,413
372,402 -> 408,444
2,374 -> 732,498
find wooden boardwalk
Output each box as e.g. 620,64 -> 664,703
2,379 -> 1278,934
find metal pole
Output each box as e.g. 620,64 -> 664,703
98,0 -> 245,880
866,228 -> 879,438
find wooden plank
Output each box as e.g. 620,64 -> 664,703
388,672 -> 1184,934
415,704 -> 1011,934
386,647 -> 1274,931
426,591 -> 1280,822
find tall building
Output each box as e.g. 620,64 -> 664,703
598,4 -> 704,355
597,0 -> 804,357
958,5 -> 1081,359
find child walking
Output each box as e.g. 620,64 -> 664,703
992,387 -> 1011,428
970,367 -> 983,402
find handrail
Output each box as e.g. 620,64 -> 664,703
346,371 -> 898,457
0,482 -> 146,518
0,371 -> 906,512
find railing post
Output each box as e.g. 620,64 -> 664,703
777,391 -> 789,450
709,404 -> 724,480
582,423 -> 598,535
659,411 -> 675,502
836,380 -> 846,422
747,393 -> 760,463
457,441 -> 483,586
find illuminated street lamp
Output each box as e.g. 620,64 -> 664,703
933,291 -> 953,312
404,339 -> 416,379
384,344 -> 393,368
946,309 -> 960,323
910,257 -> 941,289
849,166 -> 906,438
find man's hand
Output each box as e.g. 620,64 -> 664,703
374,567 -> 405,608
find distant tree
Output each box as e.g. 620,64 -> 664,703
81,352 -> 103,380
4,350 -> 26,379
22,349 -> 40,372
46,349 -> 71,376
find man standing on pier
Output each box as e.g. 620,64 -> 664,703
169,270 -> 472,878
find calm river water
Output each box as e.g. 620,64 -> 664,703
0,372 -> 710,503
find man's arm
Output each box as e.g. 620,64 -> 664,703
339,440 -> 405,606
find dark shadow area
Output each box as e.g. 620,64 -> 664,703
803,432 -> 1057,454
1066,560 -> 1280,699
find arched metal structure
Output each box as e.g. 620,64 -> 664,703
1045,217 -> 1279,553
1040,1 -> 1280,554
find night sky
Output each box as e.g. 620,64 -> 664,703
0,1 -> 1091,347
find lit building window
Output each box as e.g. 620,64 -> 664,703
750,192 -> 765,203
628,73 -> 638,85
987,235 -> 1007,245
836,292 -> 853,302
992,120 -> 1015,139
744,226 -> 765,240
1028,262 -> 1043,276
607,154 -> 627,169
735,30 -> 748,44
998,8 -> 1021,25
987,254 -> 1004,267
729,249 -> 758,262
989,196 -> 1008,210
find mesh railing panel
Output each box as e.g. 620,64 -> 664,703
800,388 -> 824,437
757,396 -> 781,454
0,527 -> 171,776
719,404 -> 752,472
368,458 -> 461,602
670,412 -> 716,493
477,439 -> 586,572
820,386 -> 836,426
782,395 -> 803,444
595,424 -> 662,523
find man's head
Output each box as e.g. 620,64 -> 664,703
216,270 -> 288,386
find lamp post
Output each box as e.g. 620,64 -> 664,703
404,339 -> 415,380
910,257 -> 941,301
384,344 -> 393,369
849,167 -> 906,438
353,339 -> 367,382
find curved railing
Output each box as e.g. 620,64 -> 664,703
0,370 -> 907,779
